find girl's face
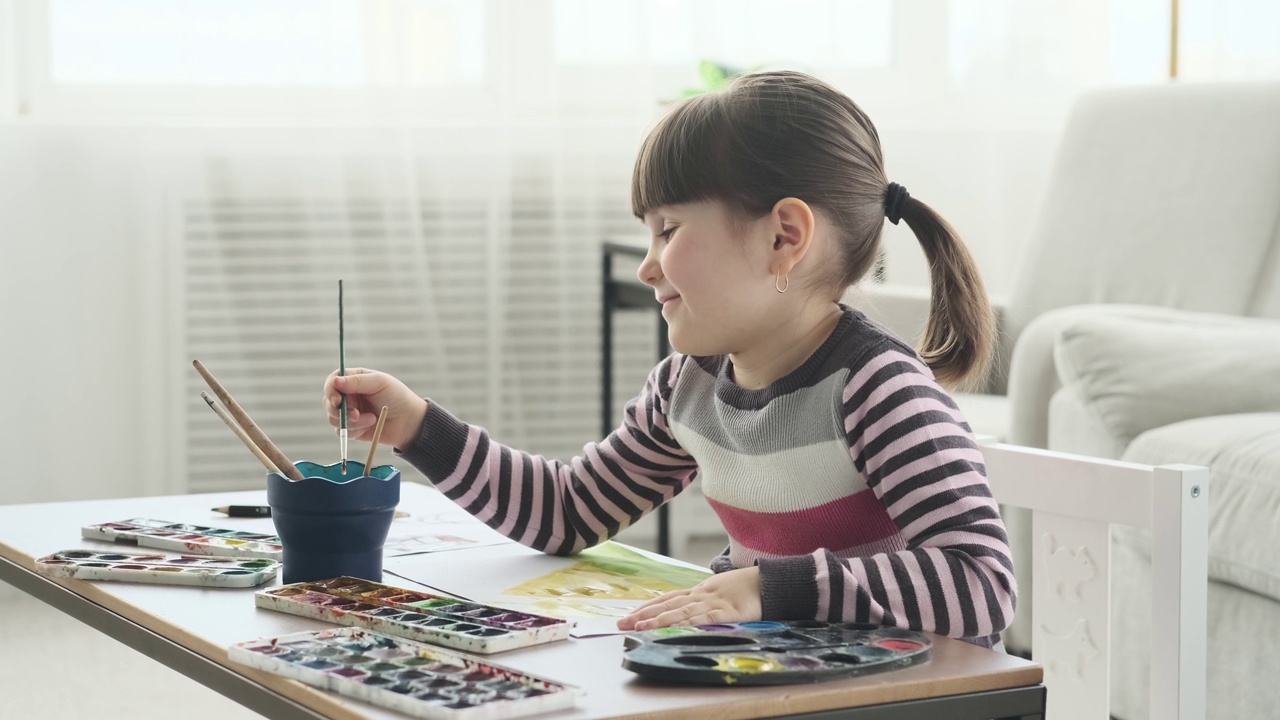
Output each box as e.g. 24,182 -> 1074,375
637,201 -> 777,356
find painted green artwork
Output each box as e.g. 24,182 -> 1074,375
502,542 -> 710,602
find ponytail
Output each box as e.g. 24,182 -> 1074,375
899,196 -> 995,390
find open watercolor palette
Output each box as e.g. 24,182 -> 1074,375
83,518 -> 283,560
36,550 -> 280,587
622,620 -> 932,685
256,577 -> 573,655
230,627 -> 580,720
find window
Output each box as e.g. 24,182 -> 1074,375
553,0 -> 893,70
48,0 -> 485,87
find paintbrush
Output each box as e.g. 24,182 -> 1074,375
192,359 -> 305,481
200,391 -> 279,473
339,279 -> 348,476
363,406 -> 389,476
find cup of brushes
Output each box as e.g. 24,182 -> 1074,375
268,459 -> 399,584
194,358 -> 400,585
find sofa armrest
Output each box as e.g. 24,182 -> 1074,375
1006,304 -> 1206,448
1051,307 -> 1280,450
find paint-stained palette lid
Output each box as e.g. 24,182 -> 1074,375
230,626 -> 582,720
82,518 -> 283,560
256,576 -> 573,655
36,549 -> 280,588
622,620 -> 932,685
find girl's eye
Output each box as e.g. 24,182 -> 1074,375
659,227 -> 677,240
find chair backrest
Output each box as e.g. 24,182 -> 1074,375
981,441 -> 1208,720
997,83 -> 1280,386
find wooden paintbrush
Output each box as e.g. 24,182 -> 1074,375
200,391 -> 279,473
192,359 -> 305,481
362,406 -> 389,475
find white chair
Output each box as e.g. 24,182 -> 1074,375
980,440 -> 1207,720
855,82 -> 1280,683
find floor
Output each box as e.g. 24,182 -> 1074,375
0,530 -> 730,719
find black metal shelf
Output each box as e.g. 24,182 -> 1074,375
601,240 -> 672,555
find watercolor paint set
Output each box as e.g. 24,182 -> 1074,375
255,576 -> 573,655
35,550 -> 280,587
622,620 -> 932,685
82,518 -> 283,560
230,627 -> 580,720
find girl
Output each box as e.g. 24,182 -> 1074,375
324,71 -> 1015,648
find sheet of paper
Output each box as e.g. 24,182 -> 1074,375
384,541 -> 712,637
383,490 -> 514,557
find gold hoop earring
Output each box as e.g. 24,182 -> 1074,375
775,274 -> 789,293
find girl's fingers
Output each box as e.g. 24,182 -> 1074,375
634,589 -> 690,612
636,601 -> 706,631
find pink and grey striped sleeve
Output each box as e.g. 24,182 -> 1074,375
396,354 -> 699,555
757,347 -> 1017,644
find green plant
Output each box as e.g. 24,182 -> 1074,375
680,60 -> 750,97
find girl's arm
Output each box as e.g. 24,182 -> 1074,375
396,354 -> 699,555
757,347 -> 1017,642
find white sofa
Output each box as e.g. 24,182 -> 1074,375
855,81 -> 1280,719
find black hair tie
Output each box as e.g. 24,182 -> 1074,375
884,182 -> 909,225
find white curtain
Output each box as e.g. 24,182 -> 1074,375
0,0 -> 1276,502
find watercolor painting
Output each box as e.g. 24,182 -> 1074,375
384,541 -> 713,636
502,543 -> 710,601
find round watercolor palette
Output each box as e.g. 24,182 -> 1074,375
82,518 -> 283,560
229,627 -> 580,720
622,621 -> 932,685
255,576 -> 573,655
36,549 -> 280,587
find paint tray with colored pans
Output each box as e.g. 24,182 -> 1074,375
255,576 -> 573,655
622,620 -> 932,685
35,550 -> 280,587
230,627 -> 581,720
82,518 -> 283,560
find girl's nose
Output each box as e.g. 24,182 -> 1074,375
637,244 -> 662,287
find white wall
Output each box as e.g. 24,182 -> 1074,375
0,127 -> 168,504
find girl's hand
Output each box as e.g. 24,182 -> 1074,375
616,566 -> 763,631
323,368 -> 429,449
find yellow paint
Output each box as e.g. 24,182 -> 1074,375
715,655 -> 781,674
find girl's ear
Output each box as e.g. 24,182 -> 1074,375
769,197 -> 816,274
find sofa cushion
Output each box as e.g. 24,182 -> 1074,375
1120,413 -> 1280,603
1053,310 -> 1280,448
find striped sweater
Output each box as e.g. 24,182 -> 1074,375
398,306 -> 1016,647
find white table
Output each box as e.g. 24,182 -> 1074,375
0,482 -> 1044,719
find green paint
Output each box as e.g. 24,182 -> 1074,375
652,627 -> 702,637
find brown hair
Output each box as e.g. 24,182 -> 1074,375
631,70 -> 994,389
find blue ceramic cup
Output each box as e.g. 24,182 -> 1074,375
267,461 -> 401,584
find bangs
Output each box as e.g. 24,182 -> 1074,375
630,94 -> 730,218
